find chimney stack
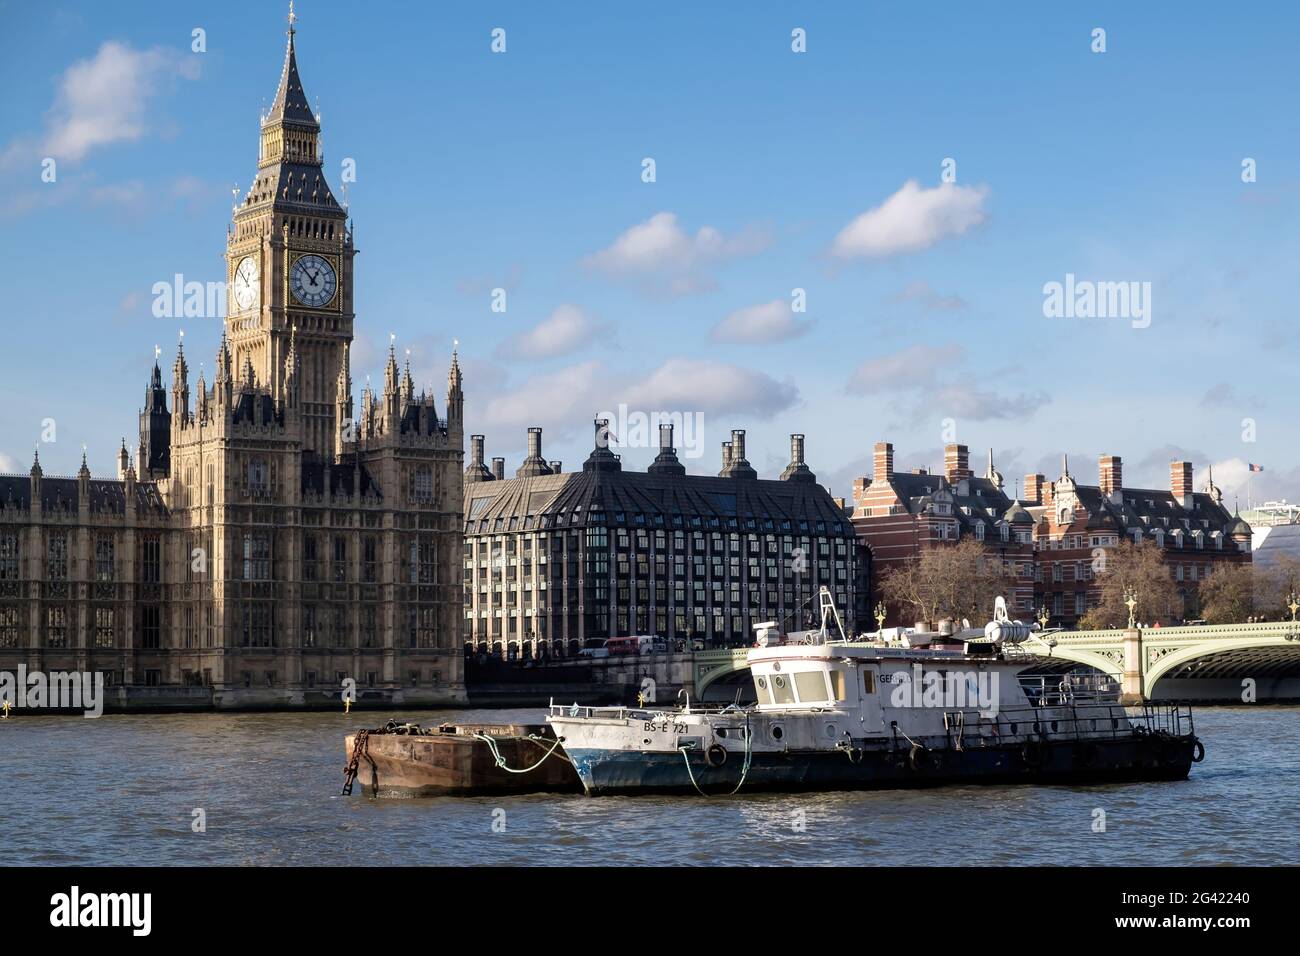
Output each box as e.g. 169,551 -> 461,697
549,461 -> 562,473
465,435 -> 495,483
648,422 -> 685,476
780,434 -> 816,482
583,417 -> 622,472
720,441 -> 733,474
723,429 -> 757,479
1099,455 -> 1123,501
1171,460 -> 1193,505
944,443 -> 971,483
515,426 -> 550,478
873,441 -> 894,483
491,457 -> 505,481
1024,473 -> 1046,506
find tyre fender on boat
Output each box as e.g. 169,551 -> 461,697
1191,737 -> 1206,763
706,743 -> 728,768
908,743 -> 931,772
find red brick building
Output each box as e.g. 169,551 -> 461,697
851,443 -> 1036,625
1024,456 -> 1251,626
852,444 -> 1252,628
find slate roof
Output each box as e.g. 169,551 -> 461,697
464,467 -> 854,536
0,476 -> 169,517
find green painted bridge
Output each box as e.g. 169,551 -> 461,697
690,621 -> 1300,702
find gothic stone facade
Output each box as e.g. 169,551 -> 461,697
0,23 -> 465,708
462,423 -> 862,654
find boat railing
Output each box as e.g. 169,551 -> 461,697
1017,672 -> 1121,706
940,702 -> 1194,748
546,701 -> 749,721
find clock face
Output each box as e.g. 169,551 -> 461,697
233,256 -> 259,312
290,254 -> 337,308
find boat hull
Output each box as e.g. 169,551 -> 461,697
565,734 -> 1198,796
344,724 -> 583,796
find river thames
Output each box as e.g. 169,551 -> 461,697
4,705 -> 1297,866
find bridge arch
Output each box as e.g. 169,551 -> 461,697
1028,646 -> 1123,681
1144,635 -> 1300,696
693,650 -> 751,698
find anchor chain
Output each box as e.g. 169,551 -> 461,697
341,729 -> 375,796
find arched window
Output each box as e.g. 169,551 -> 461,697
411,465 -> 433,503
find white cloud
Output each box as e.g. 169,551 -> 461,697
583,212 -> 770,297
846,344 -> 1044,423
832,180 -> 989,259
478,357 -> 798,433
847,344 -> 964,393
891,279 -> 967,312
480,361 -> 609,433
0,452 -> 20,474
2,42 -> 199,170
710,299 -> 812,344
46,43 -> 200,161
929,385 -> 1043,422
621,358 -> 797,419
494,304 -> 609,361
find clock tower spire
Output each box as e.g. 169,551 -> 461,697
226,3 -> 355,461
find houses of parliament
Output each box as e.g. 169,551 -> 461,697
0,17 -> 467,707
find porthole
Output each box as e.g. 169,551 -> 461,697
756,676 -> 768,690
825,724 -> 838,739
773,675 -> 786,689
771,725 -> 784,741
1050,720 -> 1059,733
1010,723 -> 1018,734
717,728 -> 728,739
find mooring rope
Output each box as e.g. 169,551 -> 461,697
678,714 -> 753,797
472,732 -> 565,773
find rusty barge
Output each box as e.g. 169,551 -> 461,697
342,720 -> 582,796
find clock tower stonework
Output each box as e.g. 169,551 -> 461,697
226,18 -> 354,460
150,12 -> 466,706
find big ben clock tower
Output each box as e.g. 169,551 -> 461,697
226,3 -> 354,460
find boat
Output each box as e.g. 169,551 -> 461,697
546,589 -> 1206,796
342,720 -> 582,796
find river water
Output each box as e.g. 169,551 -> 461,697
4,706 -> 1296,866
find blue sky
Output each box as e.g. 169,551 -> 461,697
1,1 -> 1297,507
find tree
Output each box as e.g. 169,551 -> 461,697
1197,562 -> 1255,623
1250,556 -> 1300,620
878,538 -> 1016,628
1078,541 -> 1180,629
